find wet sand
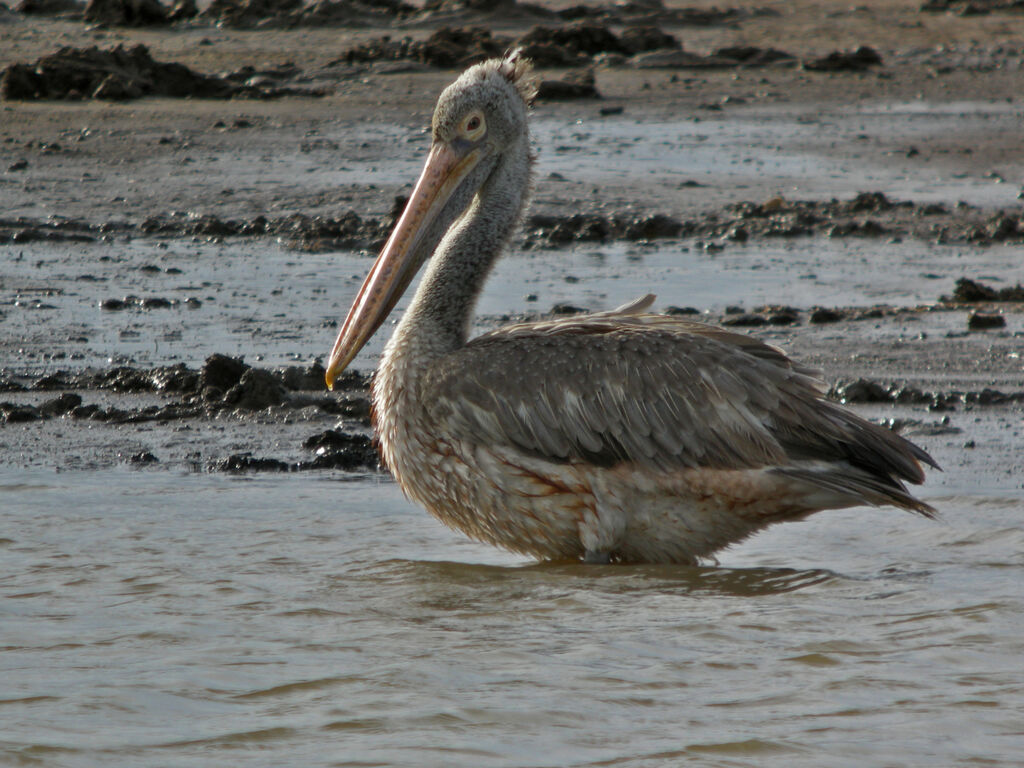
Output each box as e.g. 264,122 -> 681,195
1,1 -> 1022,479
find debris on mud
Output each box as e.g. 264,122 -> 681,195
944,277 -> 1024,302
14,0 -> 84,17
967,311 -> 1007,330
341,26 -> 508,70
803,46 -> 883,72
832,378 -> 1024,410
210,429 -> 378,472
0,44 -> 327,101
920,0 -> 1024,14
4,192 -> 1023,251
535,68 -> 600,101
340,23 -> 803,73
84,0 -> 176,27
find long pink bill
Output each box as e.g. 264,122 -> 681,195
324,142 -> 481,390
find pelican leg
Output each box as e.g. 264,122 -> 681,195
583,549 -> 612,565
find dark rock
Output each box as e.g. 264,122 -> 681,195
848,191 -> 893,212
0,43 -> 312,102
665,306 -> 700,315
809,308 -> 843,324
167,0 -> 195,19
535,68 -> 600,100
212,453 -> 291,472
722,313 -> 767,327
14,0 -> 83,15
519,22 -> 626,57
223,368 -> 286,410
804,46 -> 883,72
127,450 -> 159,464
967,311 -> 1006,330
619,25 -> 679,55
301,430 -> 378,470
713,45 -> 795,67
84,0 -> 169,27
32,372 -> 72,390
623,213 -> 682,240
0,402 -> 41,423
766,309 -> 800,325
949,277 -> 1024,302
70,403 -> 101,419
835,378 -> 892,403
419,26 -> 506,67
39,392 -> 83,417
277,361 -> 328,391
550,302 -> 587,315
92,73 -> 145,101
200,353 -> 249,392
151,363 -> 199,393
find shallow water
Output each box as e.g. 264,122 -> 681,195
2,467 -> 1023,767
3,99 -> 1024,766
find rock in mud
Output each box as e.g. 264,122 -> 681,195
0,44 -> 320,101
301,429 -> 378,469
803,46 -> 883,72
623,214 -> 684,240
84,0 -> 170,26
223,368 -> 286,410
343,26 -> 509,69
619,25 -> 679,54
199,353 -> 249,393
535,68 -> 600,100
0,402 -> 41,423
967,311 -> 1007,330
809,308 -> 844,324
712,45 -> 796,67
212,453 -> 292,472
38,392 -> 83,416
203,0 -> 413,28
14,0 -> 83,16
947,277 -> 1024,302
834,378 -> 894,403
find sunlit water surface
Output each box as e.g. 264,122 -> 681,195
2,468 -> 1022,767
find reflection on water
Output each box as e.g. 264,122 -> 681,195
2,468 -> 1022,767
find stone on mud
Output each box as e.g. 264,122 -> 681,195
15,0 -> 83,15
200,353 -> 249,392
223,368 -> 286,410
967,311 -> 1007,330
39,392 -> 83,416
84,0 -> 169,26
535,69 -> 600,100
1,402 -> 42,423
0,43 -> 317,101
948,277 -> 1024,302
803,46 -> 883,72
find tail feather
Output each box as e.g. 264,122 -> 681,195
772,464 -> 938,519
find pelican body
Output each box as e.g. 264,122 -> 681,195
325,54 -> 936,564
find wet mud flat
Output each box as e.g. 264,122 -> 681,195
1,0 -> 1023,481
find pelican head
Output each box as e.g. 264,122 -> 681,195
325,53 -> 536,389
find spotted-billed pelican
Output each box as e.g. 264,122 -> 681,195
324,53 -> 936,564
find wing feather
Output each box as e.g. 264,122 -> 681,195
419,307 -> 936,509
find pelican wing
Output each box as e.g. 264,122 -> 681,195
420,306 -> 936,511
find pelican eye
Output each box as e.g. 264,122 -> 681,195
460,111 -> 486,140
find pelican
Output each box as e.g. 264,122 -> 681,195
324,53 -> 936,564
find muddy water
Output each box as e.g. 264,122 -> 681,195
3,466 -> 1023,767
3,104 -> 1024,765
